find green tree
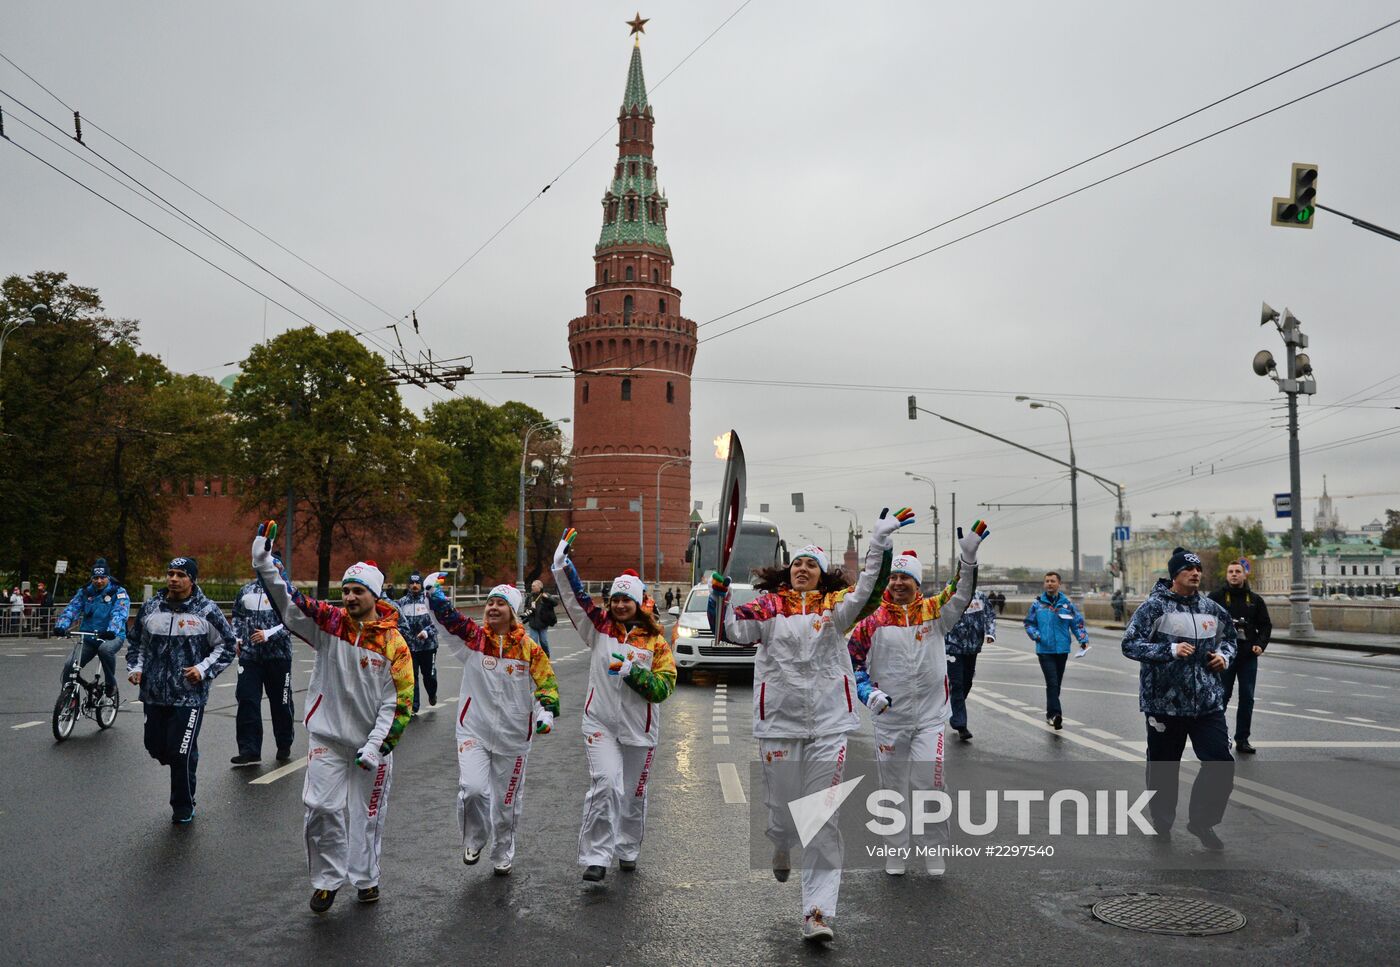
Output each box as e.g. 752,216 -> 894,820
228,327 -> 445,596
1381,509 -> 1400,550
1216,518 -> 1269,579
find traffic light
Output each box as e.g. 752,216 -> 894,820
907,395 -> 918,420
1271,163 -> 1318,228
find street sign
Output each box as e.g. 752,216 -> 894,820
452,511 -> 467,529
1113,526 -> 1131,542
1274,493 -> 1292,518
449,528 -> 468,538
54,560 -> 68,574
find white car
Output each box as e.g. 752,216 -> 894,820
669,582 -> 762,683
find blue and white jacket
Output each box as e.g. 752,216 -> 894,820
395,589 -> 437,653
1023,591 -> 1088,655
55,581 -> 130,638
126,588 -> 237,707
945,591 -> 996,656
231,578 -> 292,663
1121,579 -> 1237,717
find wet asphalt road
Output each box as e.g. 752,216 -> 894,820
2,622 -> 1398,966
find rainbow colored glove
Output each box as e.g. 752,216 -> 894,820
608,652 -> 635,678
957,519 -> 991,566
553,528 -> 578,569
871,507 -> 916,545
709,571 -> 731,597
252,520 -> 279,568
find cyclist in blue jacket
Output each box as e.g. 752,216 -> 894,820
53,558 -> 130,699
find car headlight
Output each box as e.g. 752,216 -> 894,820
675,625 -> 698,638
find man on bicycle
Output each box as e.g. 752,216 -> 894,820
54,557 -> 130,700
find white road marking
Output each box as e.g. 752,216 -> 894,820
717,762 -> 746,804
713,723 -> 728,733
11,721 -> 42,730
1346,717 -> 1377,724
216,682 -> 235,688
415,696 -> 458,717
1229,740 -> 1400,749
1081,727 -> 1121,741
1271,701 -> 1296,707
713,735 -> 729,745
1306,708 -> 1332,715
249,756 -> 308,784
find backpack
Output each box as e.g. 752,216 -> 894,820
541,595 -> 557,627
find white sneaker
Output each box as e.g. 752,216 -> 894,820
885,856 -> 907,876
926,854 -> 946,876
802,909 -> 835,943
463,846 -> 481,865
492,862 -> 512,876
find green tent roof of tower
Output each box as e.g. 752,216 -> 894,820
622,42 -> 649,111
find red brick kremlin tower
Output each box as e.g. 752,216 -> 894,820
567,21 -> 696,582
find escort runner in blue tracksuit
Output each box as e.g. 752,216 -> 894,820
397,572 -> 438,711
53,557 -> 130,698
1121,547 -> 1237,850
1022,571 -> 1088,728
945,589 -> 996,740
125,557 -> 237,823
230,558 -> 296,765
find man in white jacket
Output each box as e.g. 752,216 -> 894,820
846,522 -> 989,876
251,523 -> 414,914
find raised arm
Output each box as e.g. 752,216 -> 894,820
930,521 -> 991,635
832,507 -> 915,632
712,576 -> 780,645
363,633 -> 414,762
617,637 -> 676,704
423,579 -> 485,661
251,522 -> 337,647
550,529 -> 609,646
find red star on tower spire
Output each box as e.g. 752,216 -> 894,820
627,12 -> 649,42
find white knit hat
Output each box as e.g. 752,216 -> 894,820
487,584 -> 523,613
342,560 -> 385,598
608,569 -> 646,605
891,550 -> 923,582
792,544 -> 829,572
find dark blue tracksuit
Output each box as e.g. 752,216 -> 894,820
231,578 -> 295,757
945,591 -> 996,730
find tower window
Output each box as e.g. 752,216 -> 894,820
593,299 -> 600,313
621,378 -> 632,401
626,197 -> 637,221
658,297 -> 667,314
603,269 -> 609,283
623,294 -> 634,325
583,382 -> 589,403
652,268 -> 660,283
666,381 -> 674,403
629,161 -> 637,176
625,265 -> 634,281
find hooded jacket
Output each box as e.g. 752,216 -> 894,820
395,589 -> 438,653
231,578 -> 293,662
553,559 -> 675,748
56,580 -> 130,638
1207,583 -> 1272,658
1023,591 -> 1089,654
255,557 -> 414,757
1121,578 -> 1238,716
720,531 -> 893,740
428,590 -> 560,755
944,590 -> 996,656
847,565 -> 977,733
125,587 -> 237,707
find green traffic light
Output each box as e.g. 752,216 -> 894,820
1297,207 -> 1313,223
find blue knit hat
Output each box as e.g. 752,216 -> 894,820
90,558 -> 109,578
1168,547 -> 1202,579
168,556 -> 199,582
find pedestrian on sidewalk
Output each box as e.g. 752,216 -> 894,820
664,588 -> 674,611
551,530 -> 675,885
1121,547 -> 1237,850
252,525 -> 415,913
1111,588 -> 1126,623
424,575 -> 559,875
125,557 -> 237,823
944,588 -> 996,742
230,556 -> 296,766
1023,571 -> 1088,729
712,507 -> 915,945
396,572 -> 439,711
520,579 -> 558,656
1209,560 -> 1272,755
847,528 -> 989,877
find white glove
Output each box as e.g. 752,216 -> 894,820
251,532 -> 273,570
264,623 -> 285,639
984,634 -> 995,646
356,743 -> 383,771
417,629 -> 429,641
957,520 -> 990,566
423,571 -> 447,591
608,652 -> 634,678
869,507 -> 916,546
535,709 -> 554,735
867,689 -> 892,714
553,528 -> 578,569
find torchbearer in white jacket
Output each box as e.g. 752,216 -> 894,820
251,522 -> 415,915
550,528 -> 677,884
845,521 -> 991,876
710,507 -> 916,944
421,575 -> 560,875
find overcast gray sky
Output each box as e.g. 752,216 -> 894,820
5,1 -> 1400,572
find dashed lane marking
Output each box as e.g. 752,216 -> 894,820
713,735 -> 729,745
1307,708 -> 1333,715
414,696 -> 459,717
1346,717 -> 1377,723
713,723 -> 728,733
717,762 -> 746,804
11,721 -> 42,730
1271,701 -> 1296,707
1081,727 -> 1121,741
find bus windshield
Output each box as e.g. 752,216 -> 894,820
689,519 -> 785,584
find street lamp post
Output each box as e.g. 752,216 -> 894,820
655,456 -> 690,584
1018,396 -> 1080,588
518,417 -> 569,588
904,472 -> 940,584
834,505 -> 862,558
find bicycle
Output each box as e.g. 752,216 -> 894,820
52,630 -> 120,742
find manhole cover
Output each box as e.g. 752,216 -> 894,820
1092,894 -> 1247,936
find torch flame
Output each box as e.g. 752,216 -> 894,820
713,432 -> 731,460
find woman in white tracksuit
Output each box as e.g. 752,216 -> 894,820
845,524 -> 989,876
423,578 -> 560,875
711,506 -> 915,943
550,528 -> 677,883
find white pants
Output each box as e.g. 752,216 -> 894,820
458,739 -> 529,866
873,722 -> 948,868
759,733 -> 848,922
303,744 -> 393,891
579,731 -> 655,867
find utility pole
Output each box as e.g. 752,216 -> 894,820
904,472 -> 940,584
518,418 -> 569,587
1018,396 -> 1080,587
655,456 -> 689,585
1255,303 -> 1318,636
